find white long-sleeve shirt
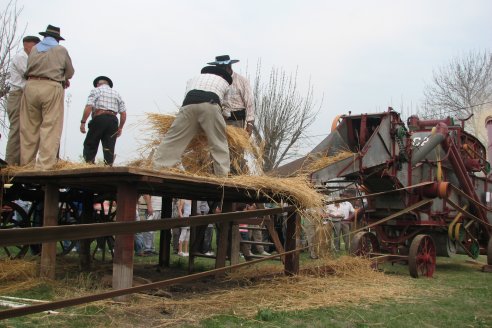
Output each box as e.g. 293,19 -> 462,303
8,50 -> 28,91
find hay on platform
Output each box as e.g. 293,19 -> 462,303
296,150 -> 356,176
138,113 -> 263,174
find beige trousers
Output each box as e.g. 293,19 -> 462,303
20,80 -> 64,170
5,89 -> 23,165
153,102 -> 230,176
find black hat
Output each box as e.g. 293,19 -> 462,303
39,25 -> 65,41
93,76 -> 113,88
207,55 -> 239,66
200,66 -> 232,85
23,36 -> 40,43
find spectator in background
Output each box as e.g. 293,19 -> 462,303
198,200 -> 215,256
245,203 -> 270,256
177,199 -> 192,257
5,35 -> 40,166
326,196 -> 355,251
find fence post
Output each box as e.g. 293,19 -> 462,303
40,184 -> 59,279
113,182 -> 137,301
284,209 -> 300,275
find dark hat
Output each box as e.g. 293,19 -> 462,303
93,76 -> 113,88
23,35 -> 40,43
39,25 -> 65,41
207,55 -> 239,66
200,66 -> 232,85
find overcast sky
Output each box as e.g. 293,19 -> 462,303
1,0 -> 491,164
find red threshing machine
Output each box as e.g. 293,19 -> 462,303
283,108 -> 492,277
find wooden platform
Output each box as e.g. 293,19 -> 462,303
2,166 -> 301,300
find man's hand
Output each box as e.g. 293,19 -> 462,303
116,128 -> 123,137
246,121 -> 254,136
80,123 -> 86,134
64,79 -> 70,89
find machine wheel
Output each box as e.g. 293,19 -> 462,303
409,234 -> 436,278
487,238 -> 492,266
350,231 -> 379,257
1,202 -> 31,259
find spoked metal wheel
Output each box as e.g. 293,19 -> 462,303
409,234 -> 436,278
57,201 -> 81,256
350,231 -> 380,257
1,202 -> 31,259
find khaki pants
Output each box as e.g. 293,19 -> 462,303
5,89 -> 23,165
20,80 -> 64,170
153,102 -> 230,176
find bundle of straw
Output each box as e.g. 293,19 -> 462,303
139,113 -> 263,175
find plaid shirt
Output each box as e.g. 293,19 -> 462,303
223,72 -> 255,122
86,84 -> 126,113
185,73 -> 231,105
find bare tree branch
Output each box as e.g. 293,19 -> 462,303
252,61 -> 321,172
419,50 -> 492,134
0,0 -> 23,133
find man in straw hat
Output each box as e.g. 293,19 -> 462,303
80,76 -> 127,165
20,24 -> 74,170
153,65 -> 233,176
5,35 -> 40,166
208,55 -> 255,135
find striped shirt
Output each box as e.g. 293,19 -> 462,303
223,72 -> 255,122
185,74 -> 231,105
86,84 -> 126,113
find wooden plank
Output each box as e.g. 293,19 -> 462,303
0,207 -> 295,246
482,265 -> 492,273
215,202 -> 233,270
40,184 -> 58,279
79,192 -> 94,271
113,182 -> 137,301
230,224 -> 240,265
266,218 -> 285,263
188,201 -> 198,273
284,210 -> 300,275
159,197 -> 172,268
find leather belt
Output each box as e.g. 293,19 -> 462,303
28,76 -> 62,84
93,109 -> 117,117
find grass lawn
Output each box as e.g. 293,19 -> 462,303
0,239 -> 491,327
201,255 -> 492,328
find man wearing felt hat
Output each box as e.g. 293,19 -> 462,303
5,35 -> 40,166
208,55 -> 255,135
20,24 -> 74,170
79,76 -> 127,166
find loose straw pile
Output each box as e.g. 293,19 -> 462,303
109,257 -> 418,327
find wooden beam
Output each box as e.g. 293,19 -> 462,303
284,210 -> 300,275
79,192 -> 94,271
159,197 -> 172,267
113,182 -> 137,301
40,184 -> 59,279
230,223 -> 240,265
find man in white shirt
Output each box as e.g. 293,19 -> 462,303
5,36 -> 40,165
153,65 -> 233,177
325,196 -> 355,251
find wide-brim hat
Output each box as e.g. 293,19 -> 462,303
207,55 -> 239,66
201,66 -> 232,85
93,76 -> 113,88
39,24 -> 65,41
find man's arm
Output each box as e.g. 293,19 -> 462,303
80,105 -> 93,134
117,111 -> 126,137
143,194 -> 153,216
